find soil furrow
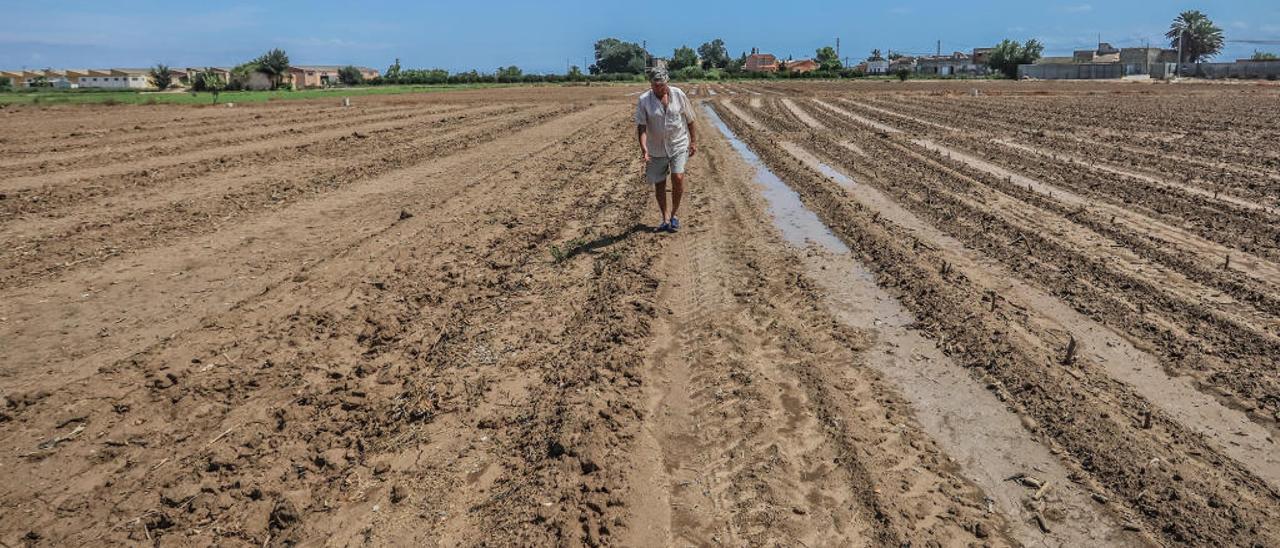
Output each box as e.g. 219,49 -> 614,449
0,105 -> 565,288
0,104 -> 626,546
0,103 -> 462,176
714,96 -> 1280,547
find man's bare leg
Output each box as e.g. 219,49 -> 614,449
669,173 -> 685,219
654,180 -> 668,225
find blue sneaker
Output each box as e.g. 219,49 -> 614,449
668,216 -> 680,233
654,221 -> 670,233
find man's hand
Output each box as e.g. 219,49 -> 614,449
689,143 -> 697,158
642,150 -> 651,163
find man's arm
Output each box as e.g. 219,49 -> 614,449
637,124 -> 650,163
682,92 -> 697,157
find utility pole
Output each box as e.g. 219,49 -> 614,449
937,39 -> 941,57
836,37 -> 841,60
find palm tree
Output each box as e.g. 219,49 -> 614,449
149,64 -> 173,90
253,48 -> 291,89
1166,10 -> 1224,63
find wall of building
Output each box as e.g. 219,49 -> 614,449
1181,61 -> 1280,79
247,72 -> 274,91
1018,63 -> 1123,79
79,74 -> 151,89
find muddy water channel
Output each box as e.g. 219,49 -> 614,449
703,104 -> 1143,547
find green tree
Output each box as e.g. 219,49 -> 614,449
670,46 -> 698,71
816,46 -> 841,71
496,65 -> 523,82
385,58 -> 402,82
674,66 -> 705,80
227,62 -> 257,91
567,65 -> 585,81
590,38 -> 648,74
895,67 -> 911,81
195,69 -> 226,103
252,48 -> 290,89
697,38 -> 730,69
888,51 -> 904,61
986,38 -> 1044,78
149,64 -> 174,90
338,66 -> 364,86
1166,10 -> 1224,62
1252,50 -> 1279,60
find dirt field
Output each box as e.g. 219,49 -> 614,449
2,80 -> 1279,546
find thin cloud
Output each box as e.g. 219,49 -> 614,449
1061,4 -> 1093,14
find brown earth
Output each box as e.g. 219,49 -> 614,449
1,80 -> 1278,547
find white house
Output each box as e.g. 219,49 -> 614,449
866,59 -> 890,75
78,68 -> 154,89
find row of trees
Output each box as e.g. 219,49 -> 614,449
584,11 -> 1249,81
132,10 -> 1260,97
145,49 -> 293,92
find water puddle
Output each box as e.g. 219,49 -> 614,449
702,105 -> 847,253
705,104 -> 1141,547
779,143 -> 853,186
794,140 -> 1280,493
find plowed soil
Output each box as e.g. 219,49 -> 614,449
2,81 -> 1278,547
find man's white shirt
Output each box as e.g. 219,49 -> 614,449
635,86 -> 694,158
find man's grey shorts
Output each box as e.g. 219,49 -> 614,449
645,150 -> 688,184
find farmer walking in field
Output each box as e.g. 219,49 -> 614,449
636,67 -> 697,233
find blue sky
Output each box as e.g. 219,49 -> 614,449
3,1 -> 1278,72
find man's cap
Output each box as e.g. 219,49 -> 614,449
648,67 -> 669,83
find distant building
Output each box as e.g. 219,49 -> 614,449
185,67 -> 233,86
247,71 -> 275,91
1074,42 -> 1121,63
1119,47 -> 1178,75
916,51 -> 987,76
971,48 -> 993,66
890,56 -> 917,73
287,65 -> 380,88
865,59 -> 890,75
744,48 -> 779,73
79,68 -> 153,89
1019,62 -> 1123,80
783,59 -> 819,73
1025,45 -> 1182,79
2,69 -> 84,88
